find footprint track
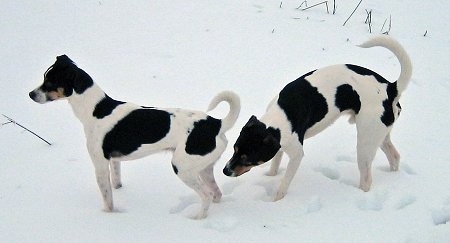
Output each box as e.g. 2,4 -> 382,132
313,166 -> 340,181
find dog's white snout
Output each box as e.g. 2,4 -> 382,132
29,89 -> 47,104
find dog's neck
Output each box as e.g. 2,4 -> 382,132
68,83 -> 106,125
261,104 -> 285,131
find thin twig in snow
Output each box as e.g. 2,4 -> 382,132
332,0 -> 336,14
2,114 -> 52,145
382,15 -> 392,35
365,9 -> 372,33
297,1 -> 308,9
301,1 -> 329,14
343,0 -> 363,26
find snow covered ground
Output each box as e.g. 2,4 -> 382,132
1,0 -> 449,242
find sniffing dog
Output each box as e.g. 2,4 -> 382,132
29,55 -> 240,219
223,35 -> 412,200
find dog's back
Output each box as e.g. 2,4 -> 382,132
275,35 -> 412,142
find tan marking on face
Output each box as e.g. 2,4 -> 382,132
47,88 -> 66,100
233,165 -> 252,176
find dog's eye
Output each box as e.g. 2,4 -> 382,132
240,154 -> 248,161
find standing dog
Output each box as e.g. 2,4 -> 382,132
29,55 -> 240,219
223,35 -> 412,200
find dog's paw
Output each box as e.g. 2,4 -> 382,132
191,212 -> 208,220
265,170 -> 278,176
359,181 -> 372,192
102,207 -> 115,213
274,191 -> 286,201
113,183 -> 123,189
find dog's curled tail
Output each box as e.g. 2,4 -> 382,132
358,35 -> 412,94
207,91 -> 241,132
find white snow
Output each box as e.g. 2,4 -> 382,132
1,0 -> 449,242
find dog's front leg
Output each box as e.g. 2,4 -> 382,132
93,159 -> 114,211
274,147 -> 303,201
266,151 -> 283,176
110,161 -> 122,189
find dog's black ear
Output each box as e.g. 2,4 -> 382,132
55,55 -> 75,69
263,132 -> 281,150
72,68 -> 94,94
245,115 -> 259,128
57,55 -> 69,60
263,128 -> 281,146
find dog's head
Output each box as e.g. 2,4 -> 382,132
29,55 -> 93,103
223,115 -> 281,177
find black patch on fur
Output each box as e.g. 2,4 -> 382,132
346,64 -> 399,126
335,84 -> 361,114
172,164 -> 178,174
227,116 -> 281,171
185,117 -> 221,156
345,64 -> 389,84
381,83 -> 399,126
277,70 -> 327,144
93,95 -> 125,119
396,102 -> 402,117
102,109 -> 171,159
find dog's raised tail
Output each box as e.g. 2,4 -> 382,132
207,91 -> 241,132
358,35 -> 412,94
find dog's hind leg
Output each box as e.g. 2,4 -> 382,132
380,133 -> 400,171
266,151 -> 283,176
93,159 -> 114,211
177,172 -> 213,219
199,163 -> 222,203
356,123 -> 388,192
110,161 -> 122,189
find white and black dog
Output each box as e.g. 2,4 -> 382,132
29,55 -> 240,219
223,35 -> 412,200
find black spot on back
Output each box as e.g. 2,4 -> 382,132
277,70 -> 327,144
102,109 -> 171,159
185,116 -> 221,156
346,64 -> 389,84
93,95 -> 125,119
335,84 -> 361,114
346,64 -> 399,126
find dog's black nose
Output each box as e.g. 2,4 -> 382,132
29,91 -> 36,100
223,167 -> 233,177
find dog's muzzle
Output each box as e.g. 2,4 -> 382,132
29,89 -> 47,104
223,166 -> 236,177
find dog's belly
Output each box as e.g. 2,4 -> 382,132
109,142 -> 175,161
303,108 -> 344,139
